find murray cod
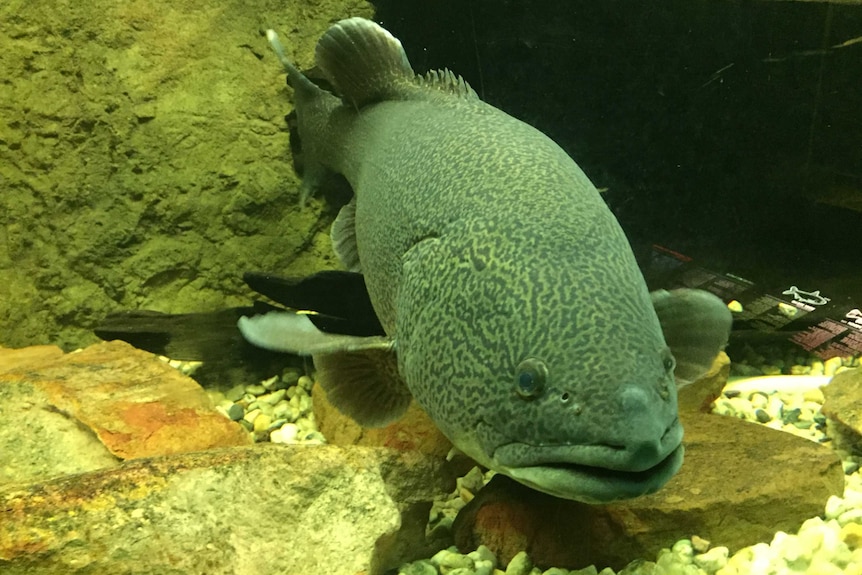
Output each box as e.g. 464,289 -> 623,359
239,17 -> 732,503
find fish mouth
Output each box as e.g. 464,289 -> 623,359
487,419 -> 684,503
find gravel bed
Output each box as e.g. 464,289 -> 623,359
159,357 -> 325,445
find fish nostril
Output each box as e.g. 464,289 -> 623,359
661,418 -> 680,442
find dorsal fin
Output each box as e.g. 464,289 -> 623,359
418,68 -> 479,99
315,17 -> 416,108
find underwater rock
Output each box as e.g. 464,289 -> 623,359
821,368 -> 862,452
313,383 -> 453,458
452,410 -> 844,572
0,444 -> 453,575
676,352 -> 731,413
0,341 -> 250,471
0,345 -> 120,485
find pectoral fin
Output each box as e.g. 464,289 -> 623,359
237,310 -> 409,427
651,288 -> 733,386
314,348 -> 411,427
237,311 -> 392,355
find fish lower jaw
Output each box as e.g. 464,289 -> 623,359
498,443 -> 685,504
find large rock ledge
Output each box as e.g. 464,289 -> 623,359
453,409 -> 845,572
0,444 -> 452,575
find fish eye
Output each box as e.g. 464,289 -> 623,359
662,349 -> 676,373
514,357 -> 547,399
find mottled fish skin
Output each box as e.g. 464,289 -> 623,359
256,18 -> 730,502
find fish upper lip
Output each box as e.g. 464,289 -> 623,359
477,419 -> 684,502
504,443 -> 685,503
486,417 -> 683,473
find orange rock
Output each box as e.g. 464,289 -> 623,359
2,341 -> 251,460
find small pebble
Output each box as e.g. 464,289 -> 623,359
273,423 -> 299,443
468,546 -> 498,569
302,430 -> 326,444
431,547 -> 473,571
782,407 -> 801,424
224,384 -> 245,402
505,551 -> 532,575
258,389 -> 287,405
693,546 -> 729,571
225,403 -> 244,421
841,523 -> 862,549
749,392 -> 768,409
245,384 -> 266,395
803,387 -> 825,403
243,408 -> 261,424
754,408 -> 771,423
267,418 -> 287,431
298,375 -> 314,390
691,535 -> 710,553
263,375 -> 281,390
824,356 -> 843,376
273,400 -> 291,420
399,560 -> 438,575
670,538 -> 694,561
281,368 -> 302,386
253,413 -> 272,432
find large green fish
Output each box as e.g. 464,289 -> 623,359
240,17 -> 732,503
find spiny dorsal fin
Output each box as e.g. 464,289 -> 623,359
417,68 -> 478,99
315,18 -> 479,107
315,17 -> 416,108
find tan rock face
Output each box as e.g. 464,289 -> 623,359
0,445 -> 452,575
0,0 -> 374,351
822,368 -> 862,451
0,346 -> 121,485
452,410 -> 844,572
677,352 -> 731,413
31,340 -> 252,459
0,341 -> 251,488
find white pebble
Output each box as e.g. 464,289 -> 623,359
298,375 -> 314,390
693,546 -> 728,571
271,423 -> 299,444
824,357 -> 843,376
